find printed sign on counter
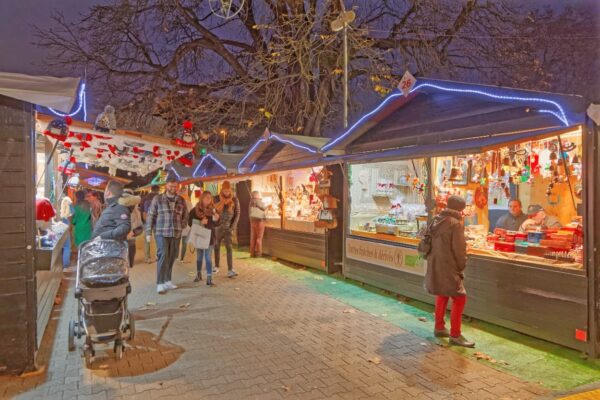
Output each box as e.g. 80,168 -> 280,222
346,238 -> 426,276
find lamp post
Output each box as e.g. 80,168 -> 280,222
331,1 -> 355,129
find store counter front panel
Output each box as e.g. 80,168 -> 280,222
263,227 -> 326,270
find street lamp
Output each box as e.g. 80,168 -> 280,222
331,0 -> 355,129
220,128 -> 227,152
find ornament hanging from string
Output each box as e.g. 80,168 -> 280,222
173,120 -> 197,148
94,105 -> 117,134
209,0 -> 245,19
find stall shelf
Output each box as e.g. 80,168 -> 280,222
323,78 -> 598,355
237,130 -> 344,273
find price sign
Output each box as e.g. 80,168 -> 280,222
398,71 -> 416,97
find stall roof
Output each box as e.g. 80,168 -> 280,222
36,114 -> 194,177
170,152 -> 243,182
0,71 -> 80,112
321,78 -> 588,155
237,129 -> 330,174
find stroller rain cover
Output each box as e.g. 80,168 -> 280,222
80,240 -> 129,288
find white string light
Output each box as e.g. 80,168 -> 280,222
48,83 -> 87,119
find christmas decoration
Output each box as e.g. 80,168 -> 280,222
173,120 -> 197,148
94,105 -> 117,134
42,117 -> 71,141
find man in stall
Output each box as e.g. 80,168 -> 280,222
494,199 -> 528,232
520,204 -> 562,231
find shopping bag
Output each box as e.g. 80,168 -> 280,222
249,206 -> 266,219
187,221 -> 211,249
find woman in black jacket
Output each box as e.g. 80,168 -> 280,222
189,191 -> 219,286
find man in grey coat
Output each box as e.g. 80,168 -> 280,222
424,195 -> 474,348
92,181 -> 131,242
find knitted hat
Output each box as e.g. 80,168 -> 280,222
222,181 -> 232,190
446,195 -> 466,212
527,204 -> 543,215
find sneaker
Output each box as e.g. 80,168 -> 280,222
206,276 -> 214,286
157,284 -> 166,294
228,270 -> 238,278
164,281 -> 178,290
449,335 -> 475,348
434,329 -> 450,338
213,267 -> 219,275
145,258 -> 152,264
194,273 -> 202,282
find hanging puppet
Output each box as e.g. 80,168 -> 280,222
94,105 -> 117,134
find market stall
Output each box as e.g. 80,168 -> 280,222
0,72 -> 80,373
322,78 -> 598,354
238,130 -> 343,272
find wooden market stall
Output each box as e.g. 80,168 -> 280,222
237,130 -> 344,273
0,72 -> 80,374
322,78 -> 599,355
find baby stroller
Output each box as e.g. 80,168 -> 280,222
68,239 -> 134,366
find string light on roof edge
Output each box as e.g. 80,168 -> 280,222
192,154 -> 227,178
48,83 -> 87,120
270,134 -> 318,154
321,82 -> 572,152
238,138 -> 266,170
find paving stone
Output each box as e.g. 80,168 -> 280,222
3,251 -> 548,400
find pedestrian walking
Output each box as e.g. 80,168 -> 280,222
424,195 -> 475,348
145,177 -> 189,294
214,181 -> 240,277
177,186 -> 193,263
141,185 -> 160,263
92,181 -> 131,242
249,190 -> 267,258
119,189 -> 143,268
71,190 -> 93,248
188,191 -> 219,286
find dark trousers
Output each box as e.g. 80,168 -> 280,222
156,235 -> 178,284
127,240 -> 136,268
214,227 -> 233,271
178,236 -> 188,260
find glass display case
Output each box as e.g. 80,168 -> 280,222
349,159 -> 428,245
432,131 -> 584,270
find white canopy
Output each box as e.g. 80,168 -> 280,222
0,71 -> 80,112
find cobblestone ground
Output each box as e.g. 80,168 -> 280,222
1,252 -> 548,400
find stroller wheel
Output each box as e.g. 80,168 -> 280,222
68,320 -> 76,352
114,341 -> 124,360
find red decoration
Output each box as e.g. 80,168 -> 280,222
36,198 -> 56,221
177,156 -> 193,167
93,134 -> 112,140
183,120 -> 193,130
42,130 -> 67,142
174,150 -> 180,156
166,150 -> 172,155
133,146 -> 143,154
96,154 -> 102,159
65,116 -> 73,125
70,156 -> 77,164
153,146 -> 161,157
108,144 -> 118,155
80,147 -> 84,151
63,142 -> 71,148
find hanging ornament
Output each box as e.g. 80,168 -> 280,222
42,117 -> 71,142
58,158 -> 76,175
173,120 -> 197,148
94,105 -> 117,134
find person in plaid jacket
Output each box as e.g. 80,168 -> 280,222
146,176 -> 189,294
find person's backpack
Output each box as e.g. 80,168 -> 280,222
417,218 -> 443,259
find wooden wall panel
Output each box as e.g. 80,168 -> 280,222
262,228 -> 326,270
0,94 -> 36,374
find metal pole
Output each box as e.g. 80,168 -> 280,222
343,25 -> 349,129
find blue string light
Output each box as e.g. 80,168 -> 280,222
238,138 -> 266,170
411,83 -> 569,126
192,154 -> 227,178
170,165 -> 182,181
48,83 -> 87,120
270,134 -> 318,154
321,82 -> 571,152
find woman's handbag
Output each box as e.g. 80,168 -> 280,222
249,206 -> 266,220
187,220 -> 212,249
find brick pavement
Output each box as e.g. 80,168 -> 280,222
0,252 -> 548,400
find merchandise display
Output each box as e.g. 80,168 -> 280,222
434,132 -> 584,270
349,160 -> 428,244
282,168 -> 324,233
37,221 -> 69,249
251,174 -> 282,229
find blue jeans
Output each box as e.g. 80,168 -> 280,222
196,246 -> 213,277
155,235 -> 178,284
